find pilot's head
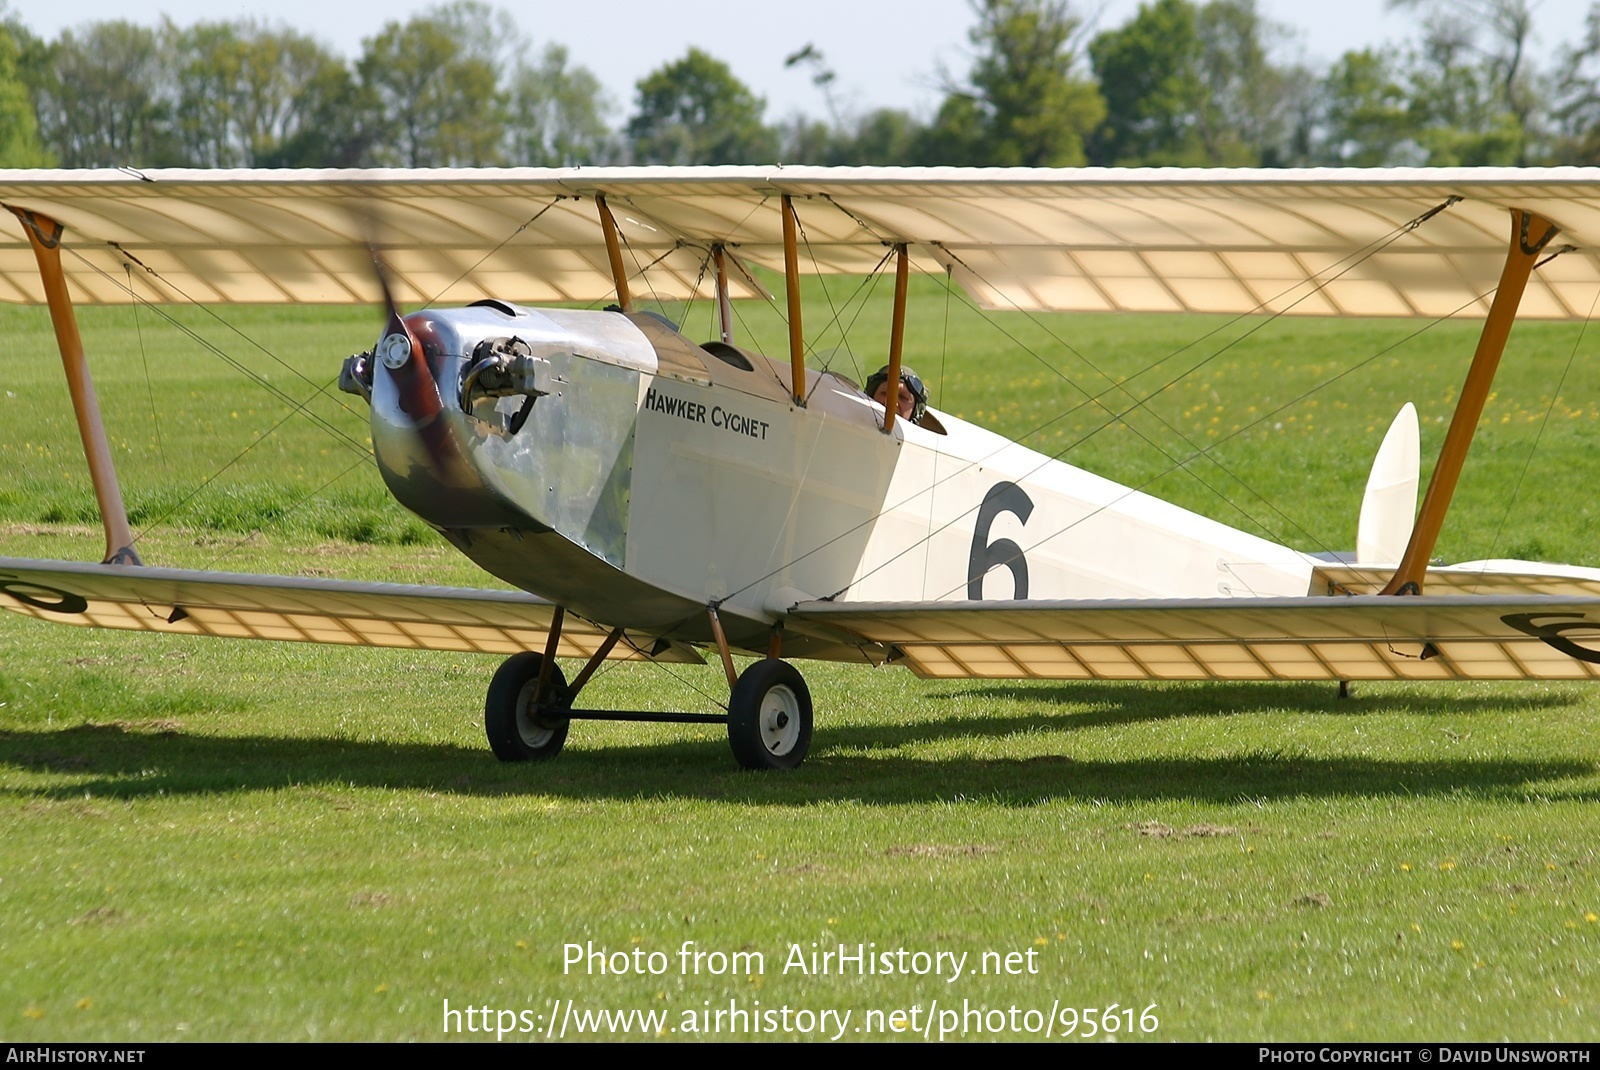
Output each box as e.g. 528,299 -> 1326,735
865,365 -> 928,422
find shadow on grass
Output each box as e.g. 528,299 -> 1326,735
905,680 -> 1577,735
1,691 -> 1594,806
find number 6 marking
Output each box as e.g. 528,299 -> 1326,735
0,573 -> 90,614
967,481 -> 1034,600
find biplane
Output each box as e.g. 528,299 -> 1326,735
3,166 -> 1600,770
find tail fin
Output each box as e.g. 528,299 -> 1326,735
1357,403 -> 1419,565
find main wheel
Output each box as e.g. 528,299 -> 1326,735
727,659 -> 812,770
485,651 -> 571,762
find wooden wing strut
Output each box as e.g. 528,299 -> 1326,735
1382,209 -> 1561,595
6,206 -> 140,566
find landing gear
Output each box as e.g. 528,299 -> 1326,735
727,659 -> 813,770
482,607 -> 814,770
484,651 -> 571,762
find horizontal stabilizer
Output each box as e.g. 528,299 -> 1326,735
0,557 -> 703,664
790,593 -> 1600,681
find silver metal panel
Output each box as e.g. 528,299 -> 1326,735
369,306 -> 646,568
476,355 -> 638,568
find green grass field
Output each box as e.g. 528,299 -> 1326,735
2,276 -> 1598,1041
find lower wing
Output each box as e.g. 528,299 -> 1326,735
0,557 -> 703,663
790,594 -> 1600,681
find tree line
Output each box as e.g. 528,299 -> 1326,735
0,0 -> 1595,170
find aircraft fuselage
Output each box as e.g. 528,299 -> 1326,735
364,302 -> 1316,660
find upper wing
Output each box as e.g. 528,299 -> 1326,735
789,594 -> 1600,682
0,165 -> 1596,317
0,557 -> 703,663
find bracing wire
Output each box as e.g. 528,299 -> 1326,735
198,453 -> 373,570
126,374 -> 353,549
935,261 -> 1339,555
422,200 -> 561,307
715,200 -> 1462,604
805,268 -> 890,402
62,241 -> 380,548
757,235 -> 896,385
103,242 -> 374,438
907,287 -> 1504,603
69,246 -> 373,461
125,263 -> 168,473
1474,266 -> 1600,589
792,210 -> 861,382
920,266 -> 955,597
928,200 -> 1465,554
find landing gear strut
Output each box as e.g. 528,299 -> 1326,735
480,606 -> 815,770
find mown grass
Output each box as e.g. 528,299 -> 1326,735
2,277 -> 1599,1041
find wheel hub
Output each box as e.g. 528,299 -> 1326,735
515,681 -> 558,747
759,685 -> 801,755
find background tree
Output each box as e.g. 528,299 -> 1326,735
784,43 -> 845,129
237,25 -> 344,165
1545,2 -> 1600,162
924,0 -> 1105,165
778,43 -> 927,164
1390,0 -> 1534,125
832,109 -> 926,164
170,22 -> 340,167
506,44 -> 614,165
34,22 -> 178,167
626,48 -> 776,164
0,13 -> 48,166
358,2 -> 511,167
778,107 -> 927,164
171,21 -> 247,167
1088,0 -> 1293,165
256,56 -> 384,167
1400,14 -> 1523,163
5,0 -> 1594,171
1388,0 -> 1533,162
1088,0 -> 1207,164
1193,0 -> 1292,163
1317,49 -> 1418,164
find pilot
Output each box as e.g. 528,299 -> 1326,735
865,365 -> 929,423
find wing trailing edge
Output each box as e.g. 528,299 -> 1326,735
790,593 -> 1600,681
0,557 -> 703,664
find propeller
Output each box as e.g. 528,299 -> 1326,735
362,234 -> 468,483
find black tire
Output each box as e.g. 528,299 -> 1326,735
727,659 -> 812,770
485,651 -> 571,762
